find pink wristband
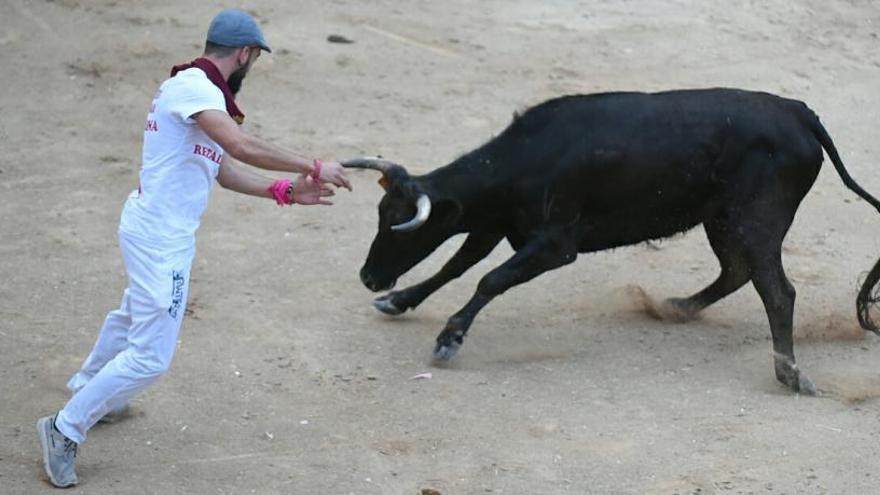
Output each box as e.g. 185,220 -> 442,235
269,179 -> 294,206
311,159 -> 322,181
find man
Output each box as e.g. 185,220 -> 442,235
36,9 -> 352,488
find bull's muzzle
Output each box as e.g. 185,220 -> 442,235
360,268 -> 396,292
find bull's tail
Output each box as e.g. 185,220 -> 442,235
811,118 -> 880,334
857,259 -> 880,335
812,119 -> 880,213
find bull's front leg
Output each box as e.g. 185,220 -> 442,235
433,232 -> 578,360
374,232 -> 503,315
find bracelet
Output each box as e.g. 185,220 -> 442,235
311,159 -> 322,181
268,179 -> 294,206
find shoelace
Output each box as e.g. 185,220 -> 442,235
63,437 -> 78,458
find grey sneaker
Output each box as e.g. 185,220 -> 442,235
36,415 -> 78,488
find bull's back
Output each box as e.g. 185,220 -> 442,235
496,89 -> 822,250
508,88 -> 812,174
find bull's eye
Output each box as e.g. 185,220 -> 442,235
379,195 -> 420,232
390,206 -> 416,226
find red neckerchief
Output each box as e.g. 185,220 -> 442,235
170,57 -> 245,124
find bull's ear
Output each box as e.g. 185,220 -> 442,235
434,199 -> 463,227
378,176 -> 390,191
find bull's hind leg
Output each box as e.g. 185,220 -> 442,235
748,246 -> 815,395
729,201 -> 815,395
670,203 -> 815,394
659,217 -> 752,321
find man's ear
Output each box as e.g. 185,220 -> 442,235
237,47 -> 250,66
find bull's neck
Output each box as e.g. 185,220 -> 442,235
419,155 -> 504,208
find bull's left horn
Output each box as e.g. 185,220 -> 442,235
392,194 -> 432,232
341,157 -> 400,173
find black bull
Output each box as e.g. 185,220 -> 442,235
343,88 -> 880,394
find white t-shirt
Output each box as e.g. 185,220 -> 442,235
120,67 -> 227,245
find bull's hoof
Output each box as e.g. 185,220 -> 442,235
373,293 -> 404,315
774,355 -> 818,396
626,286 -> 699,323
797,373 -> 817,396
432,339 -> 461,361
657,298 -> 700,323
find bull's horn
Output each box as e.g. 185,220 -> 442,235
392,194 -> 432,232
341,157 -> 401,173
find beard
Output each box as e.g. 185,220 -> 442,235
228,64 -> 249,96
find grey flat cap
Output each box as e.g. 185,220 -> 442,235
207,9 -> 271,52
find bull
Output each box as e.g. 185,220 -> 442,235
343,88 -> 880,394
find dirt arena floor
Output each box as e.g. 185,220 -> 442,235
3,0 -> 880,493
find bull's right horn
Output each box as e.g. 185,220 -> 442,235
391,194 -> 432,232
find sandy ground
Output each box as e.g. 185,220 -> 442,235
2,0 -> 880,493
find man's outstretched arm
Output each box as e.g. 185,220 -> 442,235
196,109 -> 352,190
217,157 -> 335,206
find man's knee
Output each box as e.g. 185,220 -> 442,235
119,344 -> 175,378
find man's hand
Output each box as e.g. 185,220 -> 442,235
290,174 -> 336,205
316,160 -> 353,191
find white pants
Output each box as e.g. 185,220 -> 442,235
56,231 -> 194,444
